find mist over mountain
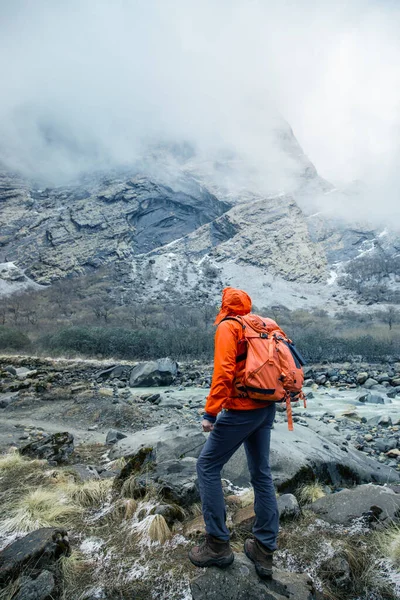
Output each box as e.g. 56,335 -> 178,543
1,0 -> 400,227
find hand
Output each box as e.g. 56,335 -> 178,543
202,419 -> 214,432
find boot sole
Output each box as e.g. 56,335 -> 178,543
189,553 -> 234,569
244,545 -> 273,580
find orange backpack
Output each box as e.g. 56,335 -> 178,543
224,314 -> 306,431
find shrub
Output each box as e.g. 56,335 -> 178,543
0,326 -> 31,351
38,326 -> 214,360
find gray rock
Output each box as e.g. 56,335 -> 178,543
387,386 -> 400,398
277,494 -> 300,520
20,432 -> 74,464
106,429 -> 127,445
356,372 -> 369,384
222,422 -> 400,490
129,358 -> 178,387
309,484 -> 400,525
109,422 -> 206,462
157,395 -> 183,408
4,365 -> 17,376
96,365 -> 131,381
15,570 -> 55,600
363,378 -> 379,389
0,397 -> 12,408
358,392 -> 385,405
378,415 -> 392,427
190,553 -> 318,600
71,464 -> 101,481
151,457 -> 199,506
0,528 -> 70,584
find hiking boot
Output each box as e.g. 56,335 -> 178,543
189,534 -> 234,568
244,538 -> 273,579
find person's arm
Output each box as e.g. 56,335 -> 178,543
203,320 -> 240,424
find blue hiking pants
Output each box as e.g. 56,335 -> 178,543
196,404 -> 279,550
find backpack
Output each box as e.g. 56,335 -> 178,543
223,314 -> 306,431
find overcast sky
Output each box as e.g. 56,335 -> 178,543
0,0 -> 399,224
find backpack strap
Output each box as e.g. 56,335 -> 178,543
219,316 -> 247,363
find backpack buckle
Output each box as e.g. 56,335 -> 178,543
260,333 -> 268,339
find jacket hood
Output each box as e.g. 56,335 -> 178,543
214,287 -> 252,325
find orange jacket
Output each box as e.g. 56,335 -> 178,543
204,287 -> 271,420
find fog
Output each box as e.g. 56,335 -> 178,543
1,0 -> 400,225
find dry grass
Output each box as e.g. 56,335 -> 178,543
107,456 -> 126,471
148,514 -> 171,544
0,487 -> 82,535
0,579 -> 21,600
0,449 -> 45,473
120,474 -> 157,500
375,524 -> 400,567
297,481 -> 326,505
59,551 -> 94,600
65,479 -> 113,508
237,488 -> 254,508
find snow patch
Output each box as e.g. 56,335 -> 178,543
80,537 -> 105,556
327,270 -> 338,285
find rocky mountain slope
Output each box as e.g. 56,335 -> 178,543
0,127 -> 399,311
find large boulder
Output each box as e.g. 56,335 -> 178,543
222,422 -> 400,490
308,484 -> 400,526
14,570 -> 55,600
0,528 -> 70,584
109,423 -> 206,462
129,358 -> 177,387
20,432 -> 74,465
151,457 -> 199,506
190,553 -> 319,600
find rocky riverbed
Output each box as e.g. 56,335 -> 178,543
0,355 -> 399,600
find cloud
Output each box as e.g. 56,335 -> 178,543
0,0 -> 399,226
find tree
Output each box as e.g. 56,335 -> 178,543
377,306 -> 399,331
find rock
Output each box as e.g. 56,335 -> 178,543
0,396 -> 13,408
109,422 -> 206,462
277,494 -> 300,520
315,375 -> 327,385
378,415 -> 392,427
106,429 -> 127,445
14,570 -> 55,600
233,505 -> 256,530
308,484 -> 400,525
151,504 -> 185,526
149,457 -> 199,506
20,432 -> 74,464
391,378 -> 400,387
387,386 -> 400,398
72,464 -> 101,481
364,434 -> 373,442
318,553 -> 351,591
363,378 -> 379,389
190,553 -> 318,600
387,449 -> 400,458
358,393 -> 385,405
4,365 -> 17,376
158,397 -> 183,409
184,515 -> 205,537
96,365 -> 131,381
129,358 -> 178,387
70,383 -> 87,394
356,372 -> 369,385
222,422 -> 400,490
0,528 -> 70,584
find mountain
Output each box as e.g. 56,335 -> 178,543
0,124 -> 399,312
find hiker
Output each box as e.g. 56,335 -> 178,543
189,287 -> 305,579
